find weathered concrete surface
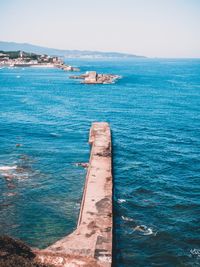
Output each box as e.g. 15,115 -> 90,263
35,122 -> 112,267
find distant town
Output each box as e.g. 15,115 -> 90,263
0,50 -> 79,71
0,50 -> 121,84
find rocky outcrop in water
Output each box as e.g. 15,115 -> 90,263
57,64 -> 80,72
70,71 -> 121,84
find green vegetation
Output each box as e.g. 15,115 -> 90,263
0,50 -> 62,66
0,50 -> 39,60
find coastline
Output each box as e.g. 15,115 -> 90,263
0,63 -> 79,70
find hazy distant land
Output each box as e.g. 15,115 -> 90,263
0,41 -> 145,59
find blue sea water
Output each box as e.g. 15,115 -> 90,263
0,58 -> 200,266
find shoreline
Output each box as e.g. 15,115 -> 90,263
0,63 -> 79,70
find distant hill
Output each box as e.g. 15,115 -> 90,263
0,50 -> 39,60
0,41 -> 145,59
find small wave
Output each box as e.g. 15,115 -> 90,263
121,216 -> 134,222
118,199 -> 126,203
3,192 -> 17,197
16,75 -> 21,78
50,132 -> 62,137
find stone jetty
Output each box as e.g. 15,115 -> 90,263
70,71 -> 121,84
35,122 -> 113,267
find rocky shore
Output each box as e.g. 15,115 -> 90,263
70,71 -> 121,84
56,63 -> 80,71
0,235 -> 51,267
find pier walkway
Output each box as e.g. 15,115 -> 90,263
35,122 -> 113,267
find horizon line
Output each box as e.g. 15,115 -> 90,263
1,40 -> 200,59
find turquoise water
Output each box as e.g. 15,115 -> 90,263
0,59 -> 200,266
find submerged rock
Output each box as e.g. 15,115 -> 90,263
75,162 -> 89,169
57,63 -> 80,72
7,183 -> 16,189
16,144 -> 22,147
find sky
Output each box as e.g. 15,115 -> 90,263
1,0 -> 200,58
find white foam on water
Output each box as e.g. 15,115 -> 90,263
142,228 -> 153,236
121,216 -> 134,222
133,225 -> 156,236
118,199 -> 126,203
0,165 -> 30,180
0,166 -> 17,171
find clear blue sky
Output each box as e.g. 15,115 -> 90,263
1,0 -> 200,58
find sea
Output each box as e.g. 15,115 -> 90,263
0,58 -> 200,267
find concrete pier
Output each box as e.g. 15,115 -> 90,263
36,122 -> 113,267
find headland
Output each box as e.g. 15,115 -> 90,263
0,50 -> 79,71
